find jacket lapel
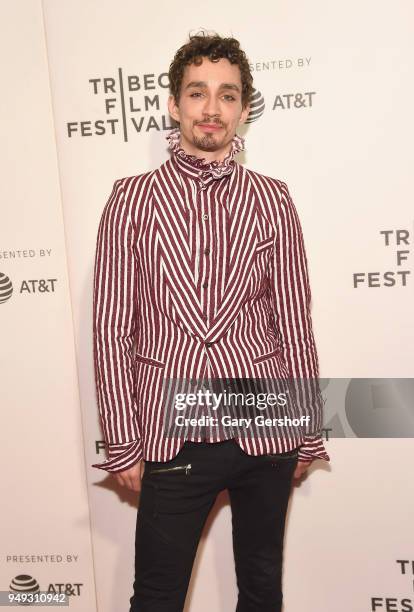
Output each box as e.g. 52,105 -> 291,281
152,166 -> 208,337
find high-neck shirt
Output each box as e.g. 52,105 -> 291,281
166,126 -> 245,185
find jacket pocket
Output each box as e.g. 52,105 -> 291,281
255,237 -> 274,254
252,348 -> 281,365
134,352 -> 165,368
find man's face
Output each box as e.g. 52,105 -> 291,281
168,57 -> 250,160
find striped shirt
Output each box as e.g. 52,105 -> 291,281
92,127 -> 330,472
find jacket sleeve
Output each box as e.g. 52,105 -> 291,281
91,179 -> 143,473
269,180 -> 330,464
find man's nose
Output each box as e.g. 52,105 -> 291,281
202,95 -> 220,118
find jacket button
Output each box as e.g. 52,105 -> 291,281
205,341 -> 213,348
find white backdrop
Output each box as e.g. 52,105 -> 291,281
1,1 -> 413,610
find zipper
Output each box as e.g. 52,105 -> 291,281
150,463 -> 192,475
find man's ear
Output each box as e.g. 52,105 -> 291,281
239,104 -> 250,125
168,95 -> 180,123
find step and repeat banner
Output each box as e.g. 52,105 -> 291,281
1,0 -> 413,610
0,1 -> 96,609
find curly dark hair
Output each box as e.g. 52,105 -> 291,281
168,31 -> 253,110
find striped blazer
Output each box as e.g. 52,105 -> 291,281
92,137 -> 329,472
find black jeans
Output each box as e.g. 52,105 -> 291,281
129,439 -> 298,612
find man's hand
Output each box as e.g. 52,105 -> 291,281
293,460 -> 312,480
113,459 -> 145,492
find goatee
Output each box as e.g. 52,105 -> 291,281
192,134 -> 221,152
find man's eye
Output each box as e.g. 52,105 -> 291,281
190,92 -> 203,97
223,95 -> 236,101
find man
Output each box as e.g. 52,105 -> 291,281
92,31 -> 329,612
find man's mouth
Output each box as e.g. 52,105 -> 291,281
196,123 -> 223,132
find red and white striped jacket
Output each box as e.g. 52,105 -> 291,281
92,128 -> 330,472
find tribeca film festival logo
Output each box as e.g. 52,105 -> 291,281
353,229 -> 411,288
65,67 -> 317,140
0,272 -> 57,305
371,560 -> 414,611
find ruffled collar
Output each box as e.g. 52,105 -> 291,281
166,127 -> 244,183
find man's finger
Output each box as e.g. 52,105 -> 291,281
293,461 -> 311,480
